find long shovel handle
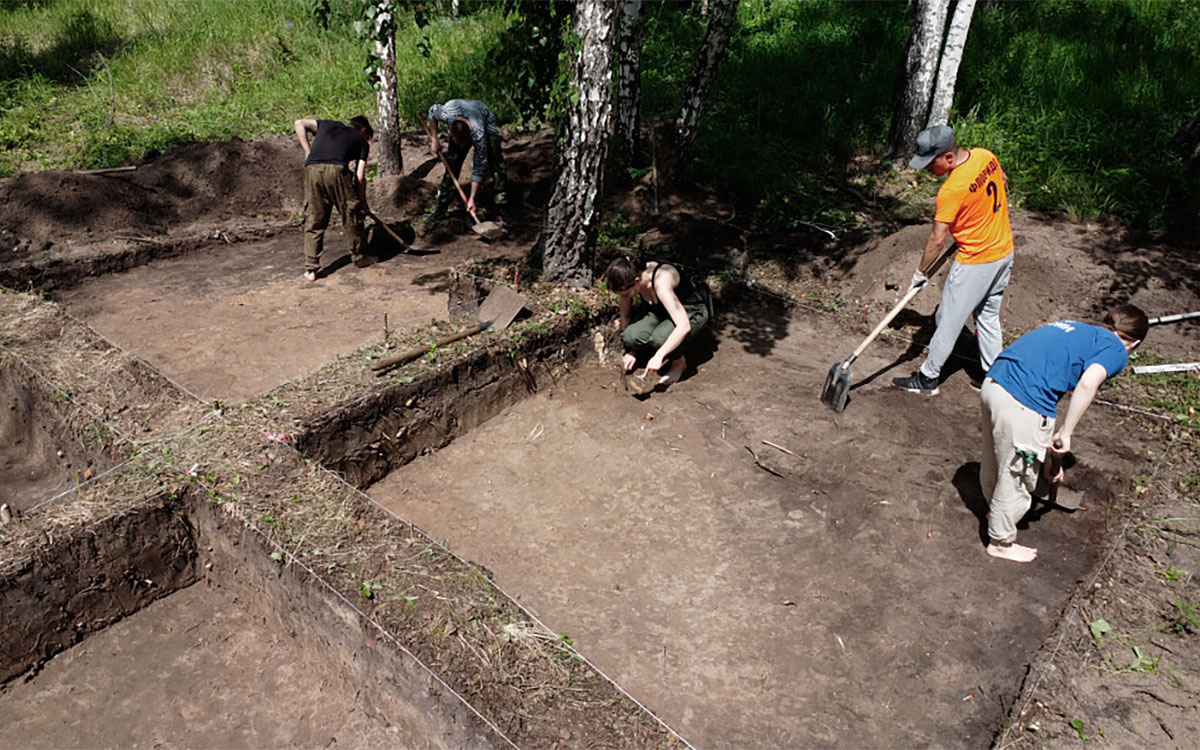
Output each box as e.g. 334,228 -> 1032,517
419,114 -> 479,224
372,322 -> 487,372
844,244 -> 957,366
367,210 -> 409,247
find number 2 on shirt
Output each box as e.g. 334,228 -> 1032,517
985,181 -> 1000,214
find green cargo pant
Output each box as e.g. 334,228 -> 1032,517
435,132 -> 508,212
303,163 -> 366,273
622,302 -> 710,362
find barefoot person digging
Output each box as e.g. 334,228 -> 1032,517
606,257 -> 711,388
979,304 -> 1148,563
293,115 -> 374,281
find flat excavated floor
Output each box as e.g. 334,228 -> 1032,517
54,227 -> 518,404
367,294 -> 1141,748
0,581 -> 410,749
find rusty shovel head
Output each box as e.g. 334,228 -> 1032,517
476,285 -> 527,332
821,360 -> 852,413
471,220 -> 506,242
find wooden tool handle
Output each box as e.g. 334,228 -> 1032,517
845,245 -> 957,365
419,115 -> 479,223
372,322 -> 487,372
368,211 -> 408,247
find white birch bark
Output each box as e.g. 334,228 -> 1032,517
927,0 -> 977,128
674,0 -> 739,158
889,0 -> 949,160
373,1 -> 402,175
614,0 -> 645,166
539,0 -> 618,286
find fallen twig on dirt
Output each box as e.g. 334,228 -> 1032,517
761,439 -> 799,458
745,444 -> 784,478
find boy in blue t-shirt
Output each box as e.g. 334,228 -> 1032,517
979,304 -> 1148,563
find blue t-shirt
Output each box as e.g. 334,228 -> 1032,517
988,321 -> 1128,417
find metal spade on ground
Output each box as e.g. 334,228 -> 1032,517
820,245 -> 955,412
371,285 -> 527,373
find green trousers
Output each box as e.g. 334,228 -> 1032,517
303,163 -> 366,273
435,132 -> 508,212
622,302 -> 710,361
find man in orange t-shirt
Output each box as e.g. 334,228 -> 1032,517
893,125 -> 1015,396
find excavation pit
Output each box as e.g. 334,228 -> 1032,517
0,365 -> 119,515
298,289 -> 1141,748
0,490 -> 503,748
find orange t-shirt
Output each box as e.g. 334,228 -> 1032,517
934,148 -> 1014,264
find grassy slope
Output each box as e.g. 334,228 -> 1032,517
2,0 -> 1198,233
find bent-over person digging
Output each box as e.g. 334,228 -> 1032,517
979,304 -> 1148,563
294,115 -> 373,281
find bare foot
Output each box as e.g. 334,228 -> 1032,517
304,270 -> 317,282
986,542 -> 1037,563
658,355 -> 687,386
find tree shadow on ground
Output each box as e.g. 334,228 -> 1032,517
713,284 -> 789,358
0,7 -> 124,83
1026,212 -> 1200,315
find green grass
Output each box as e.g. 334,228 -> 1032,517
3,0 -> 1199,235
0,0 -> 509,174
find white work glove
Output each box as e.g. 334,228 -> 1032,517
910,270 -> 929,290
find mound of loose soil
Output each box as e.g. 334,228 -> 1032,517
0,128 -> 555,259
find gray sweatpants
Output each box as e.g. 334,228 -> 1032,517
980,378 -> 1054,544
919,253 -> 1013,380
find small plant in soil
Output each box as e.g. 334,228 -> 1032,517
1156,565 -> 1191,584
1089,618 -> 1112,645
1165,597 -> 1200,634
1114,646 -> 1159,675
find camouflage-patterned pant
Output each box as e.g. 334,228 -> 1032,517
435,132 -> 508,211
303,163 -> 365,272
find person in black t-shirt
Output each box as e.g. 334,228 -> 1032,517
293,115 -> 373,281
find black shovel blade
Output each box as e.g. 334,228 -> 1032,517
821,360 -> 851,413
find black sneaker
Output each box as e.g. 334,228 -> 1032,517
968,375 -> 984,392
892,371 -> 940,396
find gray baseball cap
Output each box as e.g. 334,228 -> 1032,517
909,125 -> 957,170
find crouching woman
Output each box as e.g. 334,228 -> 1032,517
605,256 -> 711,386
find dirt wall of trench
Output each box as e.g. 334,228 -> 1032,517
188,496 -> 504,747
0,493 -> 197,683
298,311 -> 607,490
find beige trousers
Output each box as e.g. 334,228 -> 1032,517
980,378 -> 1054,544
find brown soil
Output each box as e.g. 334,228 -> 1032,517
0,366 -> 113,513
1,129 -> 1198,747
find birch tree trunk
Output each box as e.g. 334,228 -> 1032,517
373,2 -> 402,175
926,0 -> 977,128
888,0 -> 949,161
660,0 -> 739,185
538,0 -> 618,287
614,0 -> 645,167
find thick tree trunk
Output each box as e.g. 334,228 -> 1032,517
374,2 -> 402,175
614,0 -> 646,167
927,0 -> 977,128
660,0 -> 738,185
538,0 -> 618,287
889,0 -> 949,161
